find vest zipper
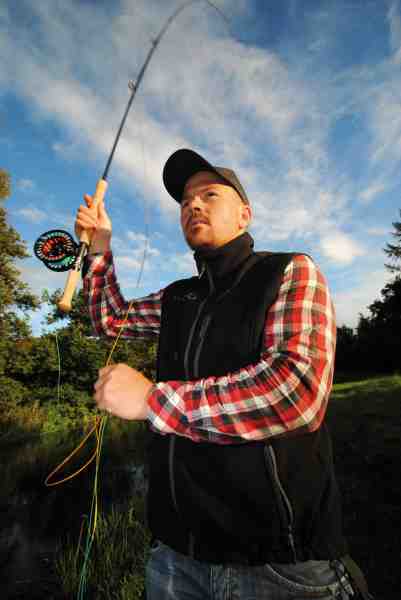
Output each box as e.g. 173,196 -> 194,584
264,446 -> 297,563
168,436 -> 179,513
193,314 -> 212,378
183,299 -> 208,379
183,265 -> 215,380
174,266 -> 214,555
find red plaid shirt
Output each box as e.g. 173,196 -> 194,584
84,251 -> 336,444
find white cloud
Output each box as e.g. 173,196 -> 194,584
359,181 -> 388,203
333,267 -> 393,328
126,231 -> 149,245
16,206 -> 47,223
1,0 -> 355,245
387,1 -> 401,63
320,232 -> 366,265
3,0 -> 400,338
366,226 -> 390,236
168,251 -> 196,276
115,255 -> 143,271
18,260 -> 69,296
17,178 -> 36,191
52,141 -> 80,160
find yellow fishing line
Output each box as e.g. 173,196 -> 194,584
47,37 -> 152,593
45,297 -> 136,599
45,297 -> 135,491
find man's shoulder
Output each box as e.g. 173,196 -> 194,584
162,275 -> 201,303
254,251 -> 316,270
255,250 -> 311,260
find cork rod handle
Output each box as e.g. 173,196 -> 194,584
58,179 -> 108,313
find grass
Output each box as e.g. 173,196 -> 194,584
328,374 -> 401,598
1,374 -> 400,598
55,498 -> 151,600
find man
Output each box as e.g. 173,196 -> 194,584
77,149 -> 357,599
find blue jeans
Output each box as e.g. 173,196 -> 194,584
146,541 -> 355,599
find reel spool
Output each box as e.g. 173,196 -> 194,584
34,230 -> 79,272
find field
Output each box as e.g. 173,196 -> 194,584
0,374 -> 400,598
327,374 -> 401,598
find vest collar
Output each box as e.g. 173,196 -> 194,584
194,232 -> 254,281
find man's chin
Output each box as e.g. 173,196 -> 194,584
185,234 -> 213,250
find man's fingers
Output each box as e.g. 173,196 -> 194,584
98,365 -> 116,378
84,193 -> 93,208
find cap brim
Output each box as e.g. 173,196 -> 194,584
163,149 -> 225,204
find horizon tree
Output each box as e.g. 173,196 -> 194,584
384,208 -> 401,274
0,169 -> 40,343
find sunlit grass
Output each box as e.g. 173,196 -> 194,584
55,499 -> 151,600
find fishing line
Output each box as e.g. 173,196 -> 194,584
40,1 -> 230,597
55,330 -> 61,404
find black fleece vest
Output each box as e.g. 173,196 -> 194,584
148,234 -> 347,564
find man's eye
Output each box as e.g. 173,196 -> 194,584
207,191 -> 218,197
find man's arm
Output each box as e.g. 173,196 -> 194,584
147,254 -> 336,443
76,194 -> 162,340
83,251 -> 162,340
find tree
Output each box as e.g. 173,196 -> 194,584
0,169 -> 40,341
384,209 -> 401,273
41,288 -> 157,397
354,239 -> 401,374
0,168 -> 40,405
335,325 -> 357,374
339,210 -> 401,376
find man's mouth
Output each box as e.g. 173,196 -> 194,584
188,218 -> 209,229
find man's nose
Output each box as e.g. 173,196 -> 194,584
188,195 -> 203,212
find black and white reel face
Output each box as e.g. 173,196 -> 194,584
34,230 -> 79,272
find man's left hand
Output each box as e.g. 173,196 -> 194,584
94,363 -> 153,420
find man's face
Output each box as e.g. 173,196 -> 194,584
180,171 -> 251,250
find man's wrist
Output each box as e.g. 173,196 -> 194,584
89,239 -> 111,254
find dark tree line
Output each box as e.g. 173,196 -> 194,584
335,210 -> 401,376
1,166 -> 400,416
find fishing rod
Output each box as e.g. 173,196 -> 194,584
34,2 -> 229,597
34,0 -> 228,312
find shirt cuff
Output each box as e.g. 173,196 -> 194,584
147,381 -> 190,435
83,250 -> 113,279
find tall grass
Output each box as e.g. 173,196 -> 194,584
55,498 -> 151,600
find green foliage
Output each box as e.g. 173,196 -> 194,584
41,389 -> 94,433
0,169 -> 39,318
0,168 -> 40,390
43,288 -> 94,336
335,325 -> 357,373
56,499 -> 151,599
384,209 -> 401,273
353,277 -> 401,373
336,210 -> 401,376
0,376 -> 30,408
0,169 -> 11,199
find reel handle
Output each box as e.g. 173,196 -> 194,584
58,179 -> 108,313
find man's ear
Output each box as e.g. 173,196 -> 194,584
239,203 -> 252,229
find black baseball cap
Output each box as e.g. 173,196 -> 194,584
163,148 -> 249,205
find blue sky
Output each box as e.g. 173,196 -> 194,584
2,0 -> 401,334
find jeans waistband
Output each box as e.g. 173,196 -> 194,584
167,536 -> 298,566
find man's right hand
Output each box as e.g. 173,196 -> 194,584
74,194 -> 112,254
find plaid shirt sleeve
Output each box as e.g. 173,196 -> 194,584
147,254 -> 337,444
83,251 -> 162,339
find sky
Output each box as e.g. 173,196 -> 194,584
2,0 -> 401,334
